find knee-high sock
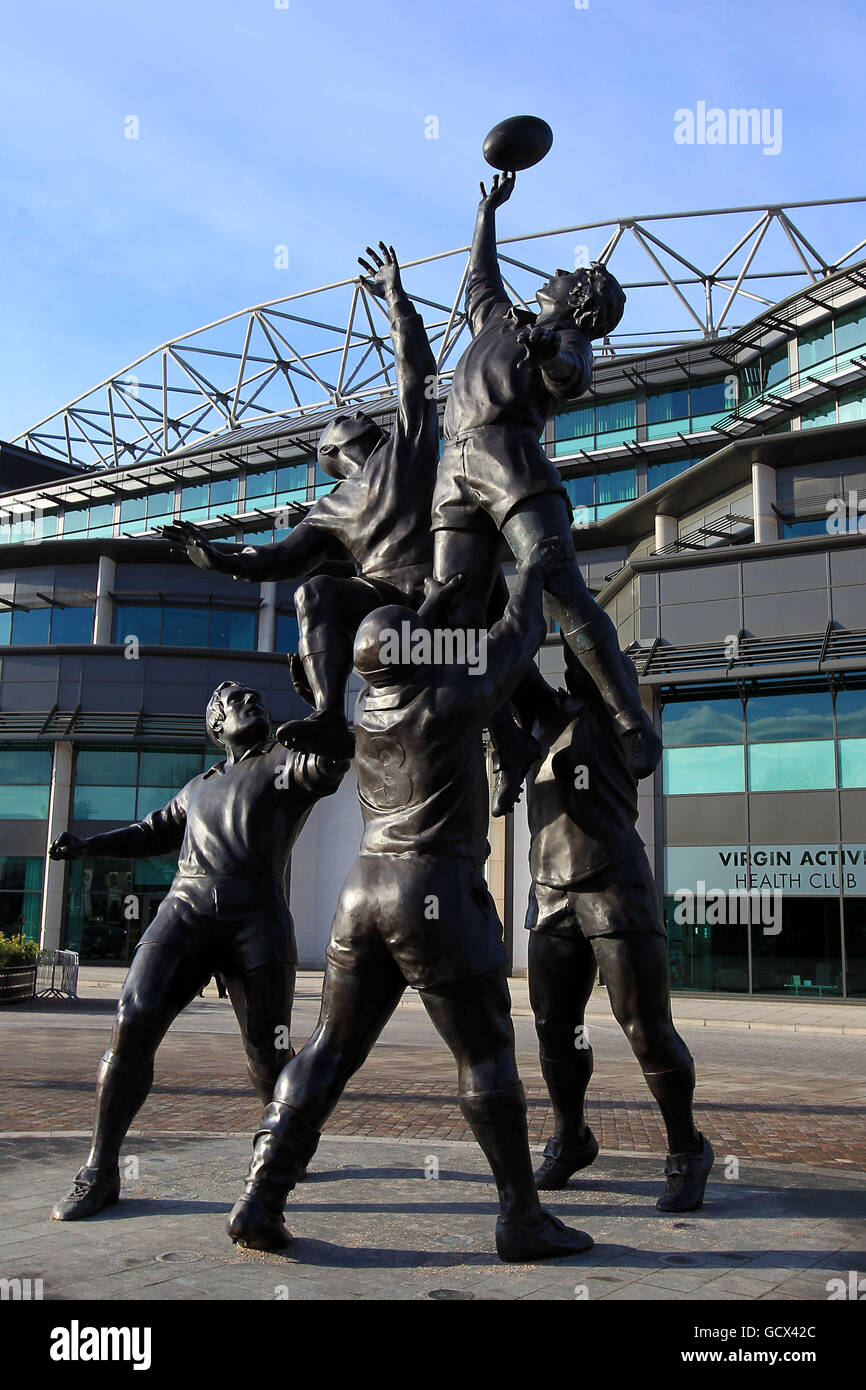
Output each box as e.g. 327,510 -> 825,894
642,1063 -> 700,1156
458,1085 -> 541,1224
244,1102 -> 321,1208
86,1049 -> 155,1173
298,642 -> 352,716
559,611 -> 644,725
539,1049 -> 594,1149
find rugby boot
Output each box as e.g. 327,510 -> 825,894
51,1165 -> 120,1221
657,1133 -> 714,1213
496,1208 -> 594,1262
227,1103 -> 320,1251
276,709 -> 355,760
533,1129 -> 600,1189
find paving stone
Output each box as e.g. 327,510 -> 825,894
1,1134 -> 863,1302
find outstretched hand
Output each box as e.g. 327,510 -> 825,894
49,832 -> 86,860
159,519 -> 222,571
358,241 -> 402,299
478,170 -> 516,212
516,324 -> 562,366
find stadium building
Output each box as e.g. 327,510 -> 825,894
1,199 -> 865,998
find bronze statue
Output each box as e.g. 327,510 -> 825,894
226,553 -> 594,1262
161,245 -> 439,765
49,682 -> 347,1221
419,172 -> 661,785
522,643 -> 714,1210
163,245 -> 537,813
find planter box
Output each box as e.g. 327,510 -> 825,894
0,963 -> 37,1003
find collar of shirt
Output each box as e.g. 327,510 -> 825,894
503,305 -> 537,329
203,740 -> 276,777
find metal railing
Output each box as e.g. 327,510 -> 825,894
36,949 -> 79,999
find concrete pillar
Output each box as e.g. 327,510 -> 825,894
93,554 -> 116,645
40,741 -> 73,950
654,514 -> 678,551
258,581 -> 277,653
752,461 -> 778,544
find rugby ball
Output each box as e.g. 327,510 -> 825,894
482,115 -> 554,172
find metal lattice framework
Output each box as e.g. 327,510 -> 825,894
13,196 -> 866,473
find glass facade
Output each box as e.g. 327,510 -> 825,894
113,603 -> 256,650
276,610 -> 300,654
72,744 -> 219,821
663,680 -> 866,996
0,856 -> 44,941
740,343 -> 789,404
646,378 -> 728,439
65,744 -> 222,960
0,746 -> 53,819
246,462 -> 307,512
662,682 -> 866,793
179,476 -> 239,522
563,466 -> 638,524
119,488 -> 175,535
554,395 -> 636,455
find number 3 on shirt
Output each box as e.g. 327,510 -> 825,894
363,734 -> 413,810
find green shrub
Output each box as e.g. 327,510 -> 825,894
0,933 -> 40,968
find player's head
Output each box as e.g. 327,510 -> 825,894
354,605 -> 428,690
206,681 -> 270,749
536,262 -> 626,340
318,410 -> 387,480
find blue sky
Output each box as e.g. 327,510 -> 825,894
1,0 -> 864,440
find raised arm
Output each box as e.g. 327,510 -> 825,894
464,172 -> 516,335
357,243 -> 436,438
50,794 -> 188,862
160,517 -> 347,583
515,324 -> 593,401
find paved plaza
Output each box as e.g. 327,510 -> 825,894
1,970 -> 864,1301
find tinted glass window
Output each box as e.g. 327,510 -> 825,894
162,607 -> 210,646
647,388 -> 689,425
209,608 -> 255,649
209,477 -> 238,510
0,787 -> 50,818
73,786 -> 137,820
564,475 -> 593,508
836,687 -> 866,737
76,750 -> 138,785
839,739 -> 866,788
50,606 -> 93,644
747,741 -> 836,791
0,749 -> 53,783
147,490 -> 175,520
120,496 -> 147,523
11,607 -> 50,643
663,698 -> 743,746
114,606 -> 162,645
139,750 -> 202,787
663,745 -> 745,794
276,611 -> 299,654
746,689 -> 834,742
245,469 -> 275,500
